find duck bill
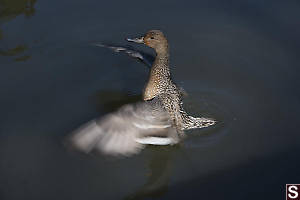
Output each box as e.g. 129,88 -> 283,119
126,36 -> 144,44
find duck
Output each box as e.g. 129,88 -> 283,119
70,30 -> 216,156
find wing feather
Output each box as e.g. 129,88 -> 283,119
70,99 -> 177,156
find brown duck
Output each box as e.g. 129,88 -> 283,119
70,30 -> 216,156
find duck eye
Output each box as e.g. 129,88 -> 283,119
150,36 -> 154,39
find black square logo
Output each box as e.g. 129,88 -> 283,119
287,184 -> 300,200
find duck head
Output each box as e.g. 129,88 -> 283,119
127,30 -> 168,54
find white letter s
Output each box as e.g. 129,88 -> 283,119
288,185 -> 299,199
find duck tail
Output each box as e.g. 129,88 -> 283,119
182,116 -> 216,130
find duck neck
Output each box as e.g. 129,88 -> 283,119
152,47 -> 170,78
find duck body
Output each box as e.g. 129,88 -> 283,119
140,30 -> 214,136
70,30 -> 215,156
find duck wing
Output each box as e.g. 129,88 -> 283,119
69,98 -> 178,157
92,43 -> 154,68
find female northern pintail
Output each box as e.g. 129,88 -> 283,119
70,30 -> 216,156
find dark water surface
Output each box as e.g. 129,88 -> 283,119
1,0 -> 300,199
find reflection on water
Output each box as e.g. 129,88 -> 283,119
0,0 -> 36,19
0,44 -> 27,56
126,146 -> 178,200
0,0 -> 36,61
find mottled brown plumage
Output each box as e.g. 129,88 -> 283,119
129,30 -> 215,136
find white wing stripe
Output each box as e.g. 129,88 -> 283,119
133,122 -> 171,129
135,137 -> 175,145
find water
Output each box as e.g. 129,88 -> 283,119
1,0 -> 300,199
